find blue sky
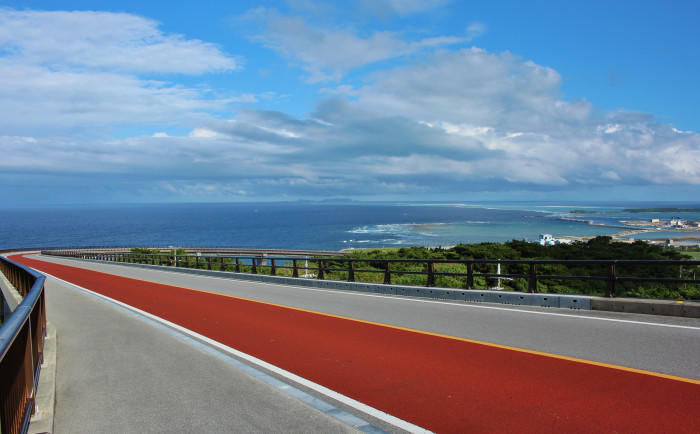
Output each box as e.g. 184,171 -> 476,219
1,0 -> 698,205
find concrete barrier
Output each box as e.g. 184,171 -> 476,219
59,258 -> 598,311
52,257 -> 700,317
590,297 -> 699,318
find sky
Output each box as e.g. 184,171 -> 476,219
1,0 -> 698,205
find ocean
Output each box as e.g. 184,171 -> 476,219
1,201 -> 698,251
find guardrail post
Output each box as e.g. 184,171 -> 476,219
292,259 -> 299,278
348,260 -> 355,282
528,263 -> 538,293
318,260 -> 324,280
207,257 -> 212,270
606,262 -> 616,297
251,257 -> 257,274
151,255 -> 155,265
467,262 -> 474,289
220,257 -> 225,271
383,262 -> 391,285
235,258 -> 240,273
270,259 -> 276,276
426,261 -> 435,287
195,255 -> 200,269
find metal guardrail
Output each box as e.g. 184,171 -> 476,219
0,256 -> 47,434
44,250 -> 699,298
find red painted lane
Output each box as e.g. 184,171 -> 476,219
14,254 -> 700,433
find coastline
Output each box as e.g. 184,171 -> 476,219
3,201 -> 700,251
558,228 -> 700,246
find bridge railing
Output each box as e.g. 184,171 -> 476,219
0,256 -> 46,434
43,250 -> 699,298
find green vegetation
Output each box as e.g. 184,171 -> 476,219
683,250 -> 700,260
121,239 -> 698,300
330,237 -> 698,300
130,247 -> 162,255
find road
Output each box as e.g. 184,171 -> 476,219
11,253 -> 700,433
26,265 -> 367,433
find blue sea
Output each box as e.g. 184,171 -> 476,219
1,202 -> 698,251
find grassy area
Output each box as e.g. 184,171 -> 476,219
684,251 -> 700,260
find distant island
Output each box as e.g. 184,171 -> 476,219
570,209 -> 598,214
296,198 -> 356,203
623,208 -> 700,213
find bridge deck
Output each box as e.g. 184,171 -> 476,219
34,269 -> 361,433
12,253 -> 700,433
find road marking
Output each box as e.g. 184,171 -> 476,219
46,256 -> 700,332
163,284 -> 700,385
41,272 -> 431,434
27,256 -> 700,386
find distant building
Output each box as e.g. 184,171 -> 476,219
670,217 -> 683,227
651,218 -> 660,223
539,234 -> 573,246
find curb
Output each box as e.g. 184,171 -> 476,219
591,297 -> 700,318
60,258 -> 591,310
41,256 -> 700,318
29,321 -> 57,434
24,320 -> 57,434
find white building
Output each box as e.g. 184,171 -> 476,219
539,234 -> 554,246
670,217 -> 683,227
539,234 -> 572,246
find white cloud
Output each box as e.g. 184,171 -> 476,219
0,62 -> 224,134
355,48 -> 574,130
466,22 -> 486,39
249,8 -> 473,82
0,9 -> 240,135
0,10 -> 238,74
189,48 -> 698,193
346,48 -> 699,185
1,9 -> 696,203
359,0 -> 451,16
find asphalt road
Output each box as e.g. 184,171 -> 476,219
42,274 -> 370,433
33,254 -> 700,381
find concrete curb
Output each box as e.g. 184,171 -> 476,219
591,297 -> 700,318
29,321 -> 57,434
0,269 -> 24,311
42,256 -> 700,318
63,258 -> 591,310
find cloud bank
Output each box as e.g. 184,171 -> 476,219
0,8 -> 697,204
0,9 -> 237,135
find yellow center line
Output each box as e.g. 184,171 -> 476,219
33,255 -> 700,385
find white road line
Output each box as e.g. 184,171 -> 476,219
31,255 -> 700,331
42,272 -> 431,434
120,264 -> 700,331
